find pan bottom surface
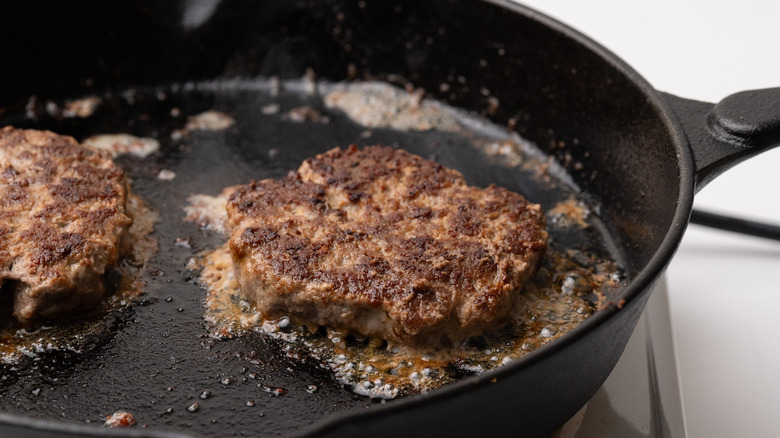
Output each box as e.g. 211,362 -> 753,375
0,78 -> 628,436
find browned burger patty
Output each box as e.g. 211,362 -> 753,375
227,146 -> 547,346
0,127 -> 132,325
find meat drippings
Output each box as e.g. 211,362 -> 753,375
83,133 -> 160,159
194,237 -> 617,398
0,194 -> 158,362
190,191 -> 619,399
324,82 -> 460,132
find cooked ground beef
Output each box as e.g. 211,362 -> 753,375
227,145 -> 547,346
0,127 -> 132,325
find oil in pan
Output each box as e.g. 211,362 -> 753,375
0,76 -> 627,436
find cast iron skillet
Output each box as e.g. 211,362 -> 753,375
0,0 -> 779,437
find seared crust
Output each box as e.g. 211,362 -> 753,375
227,146 -> 547,345
0,126 -> 132,325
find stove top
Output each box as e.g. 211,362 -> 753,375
555,279 -> 686,438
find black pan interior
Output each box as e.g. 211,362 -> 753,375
0,77 -> 625,437
0,1 -> 686,436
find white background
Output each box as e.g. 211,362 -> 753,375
514,1 -> 780,437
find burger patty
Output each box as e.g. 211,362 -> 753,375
227,146 -> 547,345
0,127 -> 132,325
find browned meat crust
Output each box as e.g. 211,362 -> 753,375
0,127 -> 132,325
227,146 -> 547,345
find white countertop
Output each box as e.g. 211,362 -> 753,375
514,1 -> 780,437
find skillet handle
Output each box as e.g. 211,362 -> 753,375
661,88 -> 780,191
662,88 -> 780,240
